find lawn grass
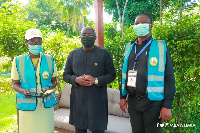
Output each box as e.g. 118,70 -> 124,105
0,75 -> 63,133
0,94 -> 18,133
0,74 -> 11,79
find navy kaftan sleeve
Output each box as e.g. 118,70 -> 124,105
63,51 -> 77,86
96,49 -> 116,87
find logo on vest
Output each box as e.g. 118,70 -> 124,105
42,71 -> 49,79
150,57 -> 158,66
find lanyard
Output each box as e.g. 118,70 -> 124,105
34,59 -> 39,72
133,38 -> 153,68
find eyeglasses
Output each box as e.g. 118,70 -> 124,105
80,33 -> 94,38
27,41 -> 43,46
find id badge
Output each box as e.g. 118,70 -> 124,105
127,70 -> 137,87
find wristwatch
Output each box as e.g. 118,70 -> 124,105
95,78 -> 98,85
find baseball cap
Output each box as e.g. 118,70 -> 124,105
25,29 -> 42,40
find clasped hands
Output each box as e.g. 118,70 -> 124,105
75,74 -> 95,86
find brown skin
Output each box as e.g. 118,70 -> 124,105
120,15 -> 172,123
120,99 -> 128,113
134,15 -> 153,45
12,37 -> 57,98
75,27 -> 97,86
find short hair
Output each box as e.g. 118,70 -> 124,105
81,26 -> 96,37
137,13 -> 152,24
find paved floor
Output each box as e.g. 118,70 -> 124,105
54,128 -> 74,133
53,131 -> 74,133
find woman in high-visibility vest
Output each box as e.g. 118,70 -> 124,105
11,29 -> 58,133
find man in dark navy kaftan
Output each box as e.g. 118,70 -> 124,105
63,27 -> 116,133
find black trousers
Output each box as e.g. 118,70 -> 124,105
128,96 -> 163,133
75,128 -> 105,133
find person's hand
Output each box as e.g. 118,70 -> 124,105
120,99 -> 128,113
159,107 -> 172,122
42,89 -> 49,97
23,89 -> 31,98
42,88 -> 55,97
75,74 -> 93,86
82,75 -> 96,85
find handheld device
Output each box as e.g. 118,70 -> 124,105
26,92 -> 44,97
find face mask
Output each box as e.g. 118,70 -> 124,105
134,23 -> 150,36
29,45 -> 42,55
81,36 -> 95,48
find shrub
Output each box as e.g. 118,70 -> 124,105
43,29 -> 82,88
152,11 -> 200,133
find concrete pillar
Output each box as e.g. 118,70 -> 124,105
94,0 -> 104,48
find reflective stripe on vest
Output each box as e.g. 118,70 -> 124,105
17,98 -> 36,103
43,93 -> 55,102
148,75 -> 164,81
121,42 -> 134,96
158,40 -> 165,72
147,40 -> 166,100
18,55 -> 25,84
147,87 -> 164,92
44,54 -> 52,82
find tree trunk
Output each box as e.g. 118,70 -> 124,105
67,19 -> 71,36
179,0 -> 182,20
115,0 -> 122,27
79,14 -> 84,34
121,0 -> 128,44
115,0 -> 128,44
160,0 -> 163,25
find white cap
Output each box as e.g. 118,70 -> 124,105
25,29 -> 42,40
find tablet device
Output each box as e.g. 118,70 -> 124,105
26,92 -> 44,97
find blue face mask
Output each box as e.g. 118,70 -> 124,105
29,45 -> 42,55
134,23 -> 150,36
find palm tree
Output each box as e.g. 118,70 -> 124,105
58,0 -> 93,35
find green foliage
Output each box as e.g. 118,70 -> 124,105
0,2 -> 36,58
0,56 -> 11,73
0,93 -> 17,133
152,9 -> 200,133
0,0 -> 11,5
0,75 -> 14,131
0,77 -> 13,95
57,0 -> 93,34
84,17 -> 95,29
25,0 -> 62,29
104,0 -> 194,25
43,29 -> 82,87
104,22 -> 136,89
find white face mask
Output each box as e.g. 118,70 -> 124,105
134,23 -> 150,36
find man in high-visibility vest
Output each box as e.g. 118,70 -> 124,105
120,13 -> 175,133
